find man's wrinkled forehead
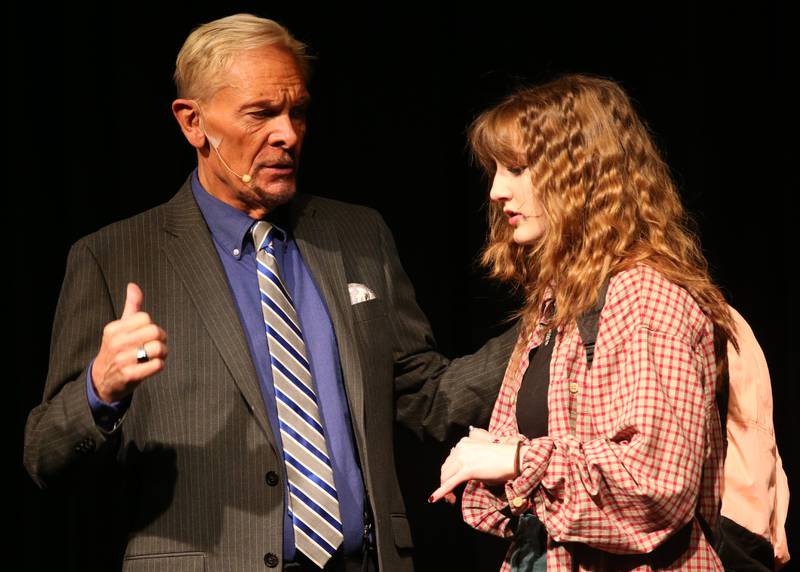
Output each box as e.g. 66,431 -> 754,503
213,47 -> 308,103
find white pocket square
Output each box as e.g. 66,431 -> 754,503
348,283 -> 376,305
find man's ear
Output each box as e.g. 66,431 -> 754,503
172,99 -> 205,149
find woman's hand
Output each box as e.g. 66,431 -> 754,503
467,427 -> 523,445
429,431 -> 522,503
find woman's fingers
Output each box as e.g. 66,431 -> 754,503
467,428 -> 521,444
433,449 -> 468,503
432,438 -> 522,503
468,428 -> 497,442
429,470 -> 468,503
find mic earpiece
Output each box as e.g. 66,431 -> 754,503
199,114 -> 254,186
206,132 -> 222,149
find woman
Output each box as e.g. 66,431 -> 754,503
429,73 -> 737,571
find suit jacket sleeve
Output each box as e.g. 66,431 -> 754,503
24,238 -> 121,488
374,213 -> 519,442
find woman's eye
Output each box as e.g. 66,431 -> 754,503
507,166 -> 525,176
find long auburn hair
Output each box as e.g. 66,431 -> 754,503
469,73 -> 737,387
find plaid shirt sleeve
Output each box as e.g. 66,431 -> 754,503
462,265 -> 723,562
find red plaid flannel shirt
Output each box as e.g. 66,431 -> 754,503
462,265 -> 724,571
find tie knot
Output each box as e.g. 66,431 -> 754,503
251,220 -> 274,251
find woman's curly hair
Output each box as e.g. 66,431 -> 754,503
469,73 -> 736,388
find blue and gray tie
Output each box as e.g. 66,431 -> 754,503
251,220 -> 343,567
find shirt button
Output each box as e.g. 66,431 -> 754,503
511,496 -> 526,508
569,382 -> 579,394
233,248 -> 240,256
264,552 -> 279,567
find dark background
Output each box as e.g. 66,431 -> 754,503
12,2 -> 796,570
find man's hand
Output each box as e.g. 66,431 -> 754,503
91,283 -> 168,403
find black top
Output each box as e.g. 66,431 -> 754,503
515,329 -> 555,439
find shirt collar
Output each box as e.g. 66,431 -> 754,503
190,169 -> 289,259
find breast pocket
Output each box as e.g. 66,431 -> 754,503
351,298 -> 387,323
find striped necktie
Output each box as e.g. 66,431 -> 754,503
251,220 -> 343,567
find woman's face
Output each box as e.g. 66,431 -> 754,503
489,161 -> 546,245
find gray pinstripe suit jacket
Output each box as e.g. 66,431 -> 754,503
24,175 -> 518,571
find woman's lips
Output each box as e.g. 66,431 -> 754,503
507,213 -> 522,225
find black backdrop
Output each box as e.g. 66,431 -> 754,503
12,2 -> 796,571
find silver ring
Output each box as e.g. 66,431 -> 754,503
136,345 -> 150,363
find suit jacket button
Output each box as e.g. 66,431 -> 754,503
264,552 -> 279,567
265,471 -> 279,486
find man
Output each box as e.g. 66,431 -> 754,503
23,14 -> 516,571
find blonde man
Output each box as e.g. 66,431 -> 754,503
24,13 -> 517,572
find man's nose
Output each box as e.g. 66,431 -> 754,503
267,114 -> 301,149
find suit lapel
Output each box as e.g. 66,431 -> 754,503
160,179 -> 277,451
288,195 -> 366,440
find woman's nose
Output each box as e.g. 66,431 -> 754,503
489,175 -> 510,202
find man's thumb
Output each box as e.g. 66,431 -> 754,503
121,282 -> 143,318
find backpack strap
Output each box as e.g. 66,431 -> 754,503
715,343 -> 730,454
576,278 -> 611,370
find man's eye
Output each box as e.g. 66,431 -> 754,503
290,106 -> 308,119
250,110 -> 276,118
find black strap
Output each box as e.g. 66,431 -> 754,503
716,516 -> 774,572
575,279 -> 611,370
716,346 -> 730,455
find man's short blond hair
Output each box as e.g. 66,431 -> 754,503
174,13 -> 311,101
